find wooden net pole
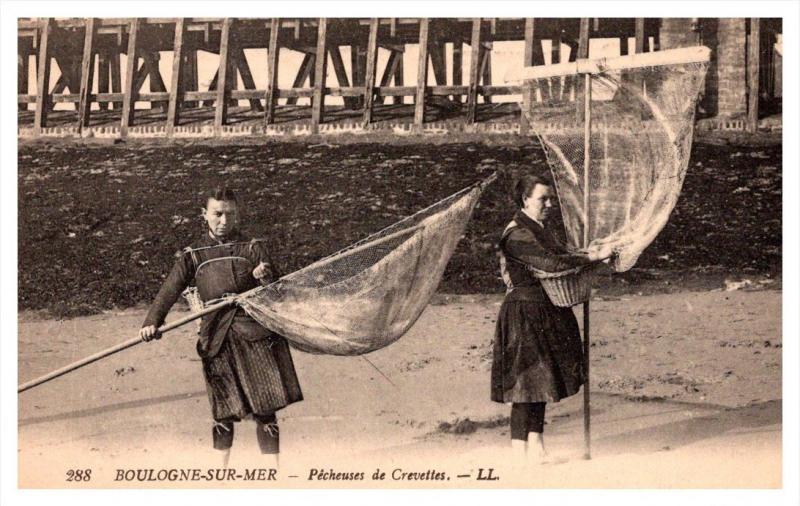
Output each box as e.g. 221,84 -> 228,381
582,71 -> 592,460
18,298 -> 237,394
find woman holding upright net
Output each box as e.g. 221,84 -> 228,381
491,174 -> 613,465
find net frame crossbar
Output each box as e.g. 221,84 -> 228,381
504,46 -> 711,81
274,174 -> 496,283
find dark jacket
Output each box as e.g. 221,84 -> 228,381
490,210 -> 588,403
499,210 -> 589,302
143,230 -> 280,358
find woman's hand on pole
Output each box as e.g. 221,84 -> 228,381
585,243 -> 616,262
139,325 -> 162,342
252,262 -> 269,280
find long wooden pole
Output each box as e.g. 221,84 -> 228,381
283,173 -> 495,281
520,18 -> 535,134
18,298 -> 237,394
582,72 -> 592,460
634,19 -> 645,119
551,20 -> 562,100
282,224 -> 424,281
511,46 -> 710,81
576,18 -> 590,122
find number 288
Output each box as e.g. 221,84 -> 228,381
66,469 -> 92,482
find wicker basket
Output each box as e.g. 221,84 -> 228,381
531,264 -> 595,307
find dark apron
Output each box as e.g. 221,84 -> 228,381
192,252 -> 303,419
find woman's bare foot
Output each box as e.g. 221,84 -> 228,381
511,438 -> 527,460
527,432 -> 549,464
263,453 -> 279,469
219,448 -> 231,469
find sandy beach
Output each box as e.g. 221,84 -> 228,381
18,287 -> 781,488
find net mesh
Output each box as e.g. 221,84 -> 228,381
236,177 -> 492,356
522,49 -> 710,271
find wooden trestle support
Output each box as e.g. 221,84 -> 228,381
17,18 -> 665,138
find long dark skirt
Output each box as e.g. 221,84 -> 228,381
491,298 -> 585,404
202,329 -> 303,422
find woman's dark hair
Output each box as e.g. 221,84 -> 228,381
513,174 -> 552,208
205,186 -> 239,206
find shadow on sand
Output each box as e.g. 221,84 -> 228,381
19,390 -> 207,427
20,386 -> 781,459
592,398 -> 781,455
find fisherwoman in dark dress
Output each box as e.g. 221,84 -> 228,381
491,174 -> 613,464
139,187 -> 303,467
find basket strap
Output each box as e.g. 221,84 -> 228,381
497,221 -> 519,259
499,222 -> 538,271
184,246 -> 200,271
498,221 -> 562,289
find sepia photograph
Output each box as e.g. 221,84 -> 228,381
2,2 -> 798,504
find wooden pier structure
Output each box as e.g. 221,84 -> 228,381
16,17 -> 774,140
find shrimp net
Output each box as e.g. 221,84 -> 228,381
520,46 -> 710,271
232,175 -> 495,355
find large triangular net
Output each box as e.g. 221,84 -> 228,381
519,47 -> 710,271
233,176 -> 494,356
